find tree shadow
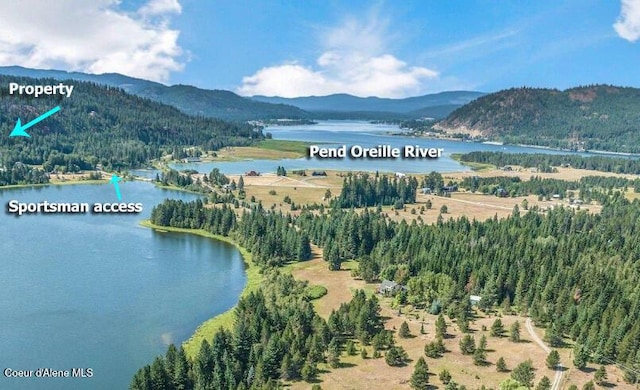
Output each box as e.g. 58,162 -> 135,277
337,362 -> 357,369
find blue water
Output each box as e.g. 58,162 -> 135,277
0,182 -> 245,390
170,120 -> 604,175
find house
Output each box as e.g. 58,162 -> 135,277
378,280 -> 406,295
496,188 -> 508,197
441,185 -> 458,193
312,171 -> 327,176
470,295 -> 482,305
395,172 -> 406,178
183,157 -> 201,163
245,170 -> 260,176
552,194 -> 561,200
421,187 -> 432,194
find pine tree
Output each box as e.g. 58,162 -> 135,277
473,335 -> 487,365
496,356 -> 508,372
410,357 -> 430,389
594,365 -> 607,385
425,341 -> 440,358
328,338 -> 341,368
385,345 -> 409,367
173,347 -> 192,390
546,350 -> 560,369
509,320 -> 521,342
435,313 -> 447,338
439,368 -> 452,384
573,344 -> 588,369
399,321 -> 411,338
459,334 -> 475,355
536,376 -> 551,390
301,359 -> 317,382
511,360 -> 535,388
491,318 -> 505,337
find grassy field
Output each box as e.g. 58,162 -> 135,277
450,153 -> 495,171
255,139 -> 314,154
138,220 -> 261,359
206,139 -> 313,161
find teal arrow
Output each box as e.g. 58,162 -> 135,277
10,106 -> 61,138
110,175 -> 122,201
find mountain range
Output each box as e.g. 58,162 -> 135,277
437,85 -> 640,153
0,66 -> 483,121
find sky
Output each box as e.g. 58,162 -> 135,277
0,0 -> 638,98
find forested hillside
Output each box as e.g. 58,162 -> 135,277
138,185 -> 640,386
0,75 -> 261,183
438,85 -> 640,153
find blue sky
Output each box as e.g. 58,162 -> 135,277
0,0 -> 639,97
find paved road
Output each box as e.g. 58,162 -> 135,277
525,318 -> 564,390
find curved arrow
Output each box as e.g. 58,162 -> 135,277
10,106 -> 61,138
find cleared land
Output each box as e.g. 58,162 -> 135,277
180,165 -> 634,388
204,140 -> 312,161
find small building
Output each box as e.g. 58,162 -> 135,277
395,172 -> 406,178
183,157 -> 201,163
421,187 -> 432,194
496,188 -> 508,197
312,171 -> 327,176
552,194 -> 561,200
500,166 -> 513,171
441,185 -> 458,193
470,295 -> 482,305
378,280 -> 406,295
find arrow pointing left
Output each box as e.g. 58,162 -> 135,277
10,106 -> 61,138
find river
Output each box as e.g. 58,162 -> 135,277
170,120 -> 599,174
0,182 -> 245,390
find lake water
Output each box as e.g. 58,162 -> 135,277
0,182 -> 245,390
170,121 -> 594,175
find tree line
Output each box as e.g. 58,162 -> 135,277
332,172 -> 419,208
459,151 -> 640,174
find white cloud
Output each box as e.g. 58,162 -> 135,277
139,0 -> 182,17
0,0 -> 185,82
237,10 -> 438,98
614,0 -> 640,42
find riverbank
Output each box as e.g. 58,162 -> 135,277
138,220 -> 261,359
0,178 -> 108,190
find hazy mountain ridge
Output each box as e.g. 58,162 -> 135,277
252,91 -> 485,116
0,66 -> 308,121
0,66 -> 485,121
437,85 -> 640,153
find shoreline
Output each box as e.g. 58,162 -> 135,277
0,179 -> 108,190
138,220 -> 261,359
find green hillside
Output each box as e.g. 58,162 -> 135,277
438,85 -> 640,153
0,75 -> 261,185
